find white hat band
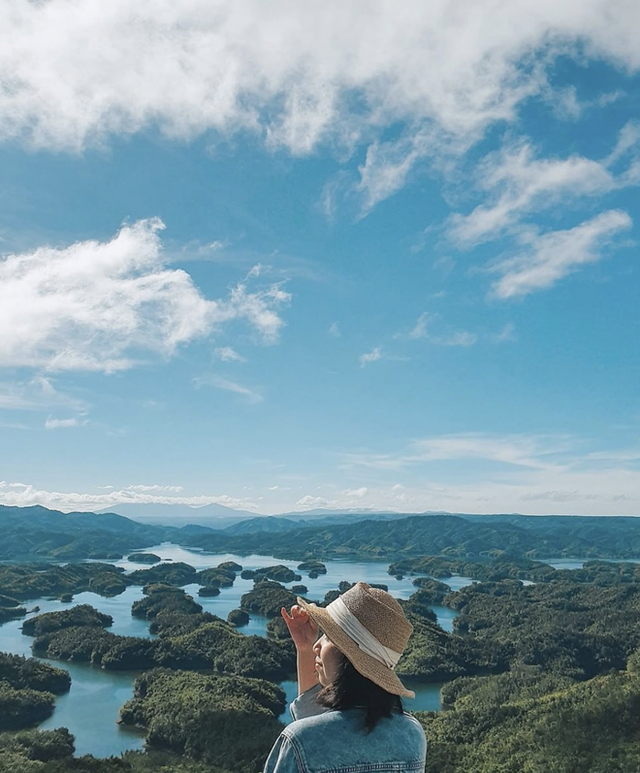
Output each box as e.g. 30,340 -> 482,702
325,596 -> 401,670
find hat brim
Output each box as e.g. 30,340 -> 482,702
297,596 -> 415,699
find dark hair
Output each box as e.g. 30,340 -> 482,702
317,650 -> 403,732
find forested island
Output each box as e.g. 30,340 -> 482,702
2,505 -> 640,771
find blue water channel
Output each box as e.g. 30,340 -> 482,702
0,544 -> 473,757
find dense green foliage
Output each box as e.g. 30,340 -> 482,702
25,598 -> 294,679
127,554 -> 161,564
447,576 -> 640,679
22,605 -> 113,637
227,609 -> 249,626
119,669 -> 285,771
243,566 -> 302,583
128,563 -> 198,587
406,578 -> 452,604
389,554 -> 557,582
131,585 -> 202,620
0,563 -> 130,601
0,682 -> 56,730
0,653 -> 70,694
297,560 -> 326,574
196,564 -> 238,587
0,652 -> 70,732
240,581 -> 297,617
185,513 -> 640,560
420,667 -> 640,772
7,507 -> 640,771
0,505 -> 170,561
197,586 -> 221,597
0,605 -> 27,624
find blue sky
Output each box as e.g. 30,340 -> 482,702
0,1 -> 639,515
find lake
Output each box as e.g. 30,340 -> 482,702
0,544 -> 472,757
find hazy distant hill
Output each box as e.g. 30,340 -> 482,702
98,501 -> 258,529
0,504 -> 171,560
185,513 -> 640,560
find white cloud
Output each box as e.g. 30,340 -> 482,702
448,141 -> 618,247
335,434 -> 640,515
328,322 -> 341,338
0,377 -> 89,413
0,483 -> 260,513
344,487 -> 368,498
408,312 -> 477,347
491,322 -> 517,343
44,417 -> 85,430
0,219 -> 291,372
489,209 -> 632,299
124,484 -> 184,492
295,495 -> 336,510
193,375 -> 263,403
359,346 -> 382,367
214,347 -> 246,362
341,432 -> 573,472
1,2 -> 639,191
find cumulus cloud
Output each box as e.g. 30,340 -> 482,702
2,1 -> 640,187
345,487 -> 368,498
359,346 -> 382,367
295,495 -> 336,510
0,219 -> 291,372
489,209 -> 632,299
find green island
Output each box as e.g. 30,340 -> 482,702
3,507 -> 640,771
126,554 -> 162,565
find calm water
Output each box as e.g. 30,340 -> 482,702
0,544 -> 469,757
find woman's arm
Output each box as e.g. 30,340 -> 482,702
281,605 -> 319,695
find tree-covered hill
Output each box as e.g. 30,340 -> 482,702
184,513 -> 640,559
0,505 -> 173,560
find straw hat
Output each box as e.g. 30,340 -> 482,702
297,582 -> 415,698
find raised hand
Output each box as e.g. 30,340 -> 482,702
281,604 -> 319,650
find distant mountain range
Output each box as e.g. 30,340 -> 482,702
96,501 -> 259,529
3,502 -> 640,562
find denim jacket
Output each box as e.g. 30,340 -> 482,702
264,685 -> 427,773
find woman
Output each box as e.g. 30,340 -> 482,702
264,582 -> 427,773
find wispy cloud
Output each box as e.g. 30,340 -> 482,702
359,346 -> 382,367
194,375 -> 263,403
408,312 -> 477,347
449,144 -> 616,247
341,433 -> 574,472
124,484 -> 184,492
0,219 -> 291,373
0,482 -> 260,513
44,417 -> 86,430
328,322 -> 341,338
0,377 -> 89,413
489,209 -> 632,299
491,323 -> 517,343
214,347 -> 246,362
